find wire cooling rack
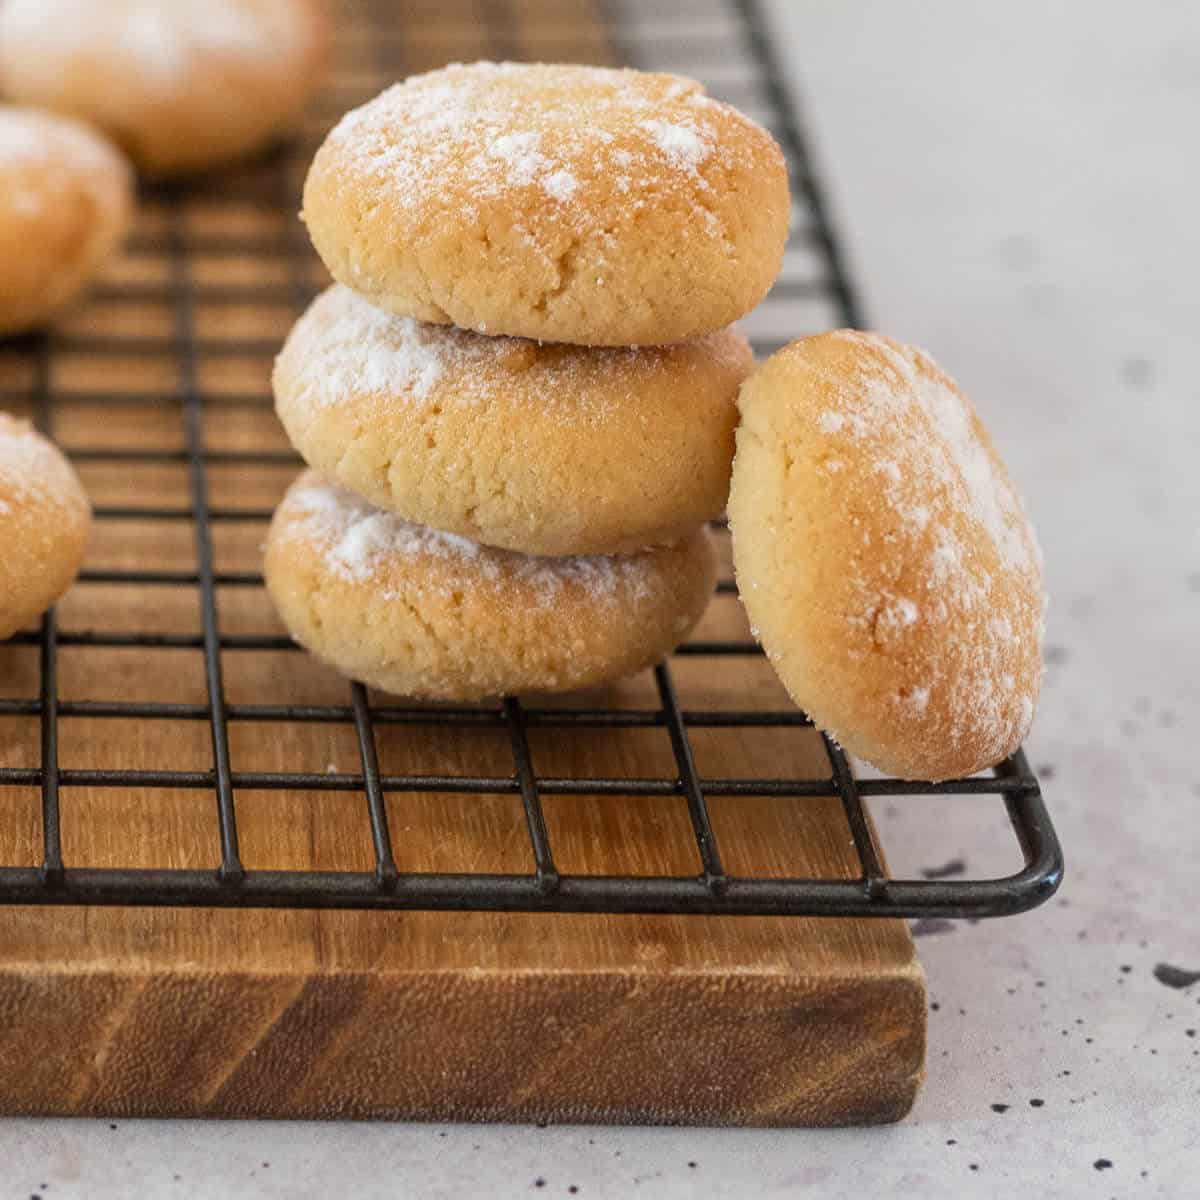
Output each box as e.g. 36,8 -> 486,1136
0,0 -> 1062,917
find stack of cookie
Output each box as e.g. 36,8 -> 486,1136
266,62 -> 789,700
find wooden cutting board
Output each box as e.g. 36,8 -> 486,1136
0,0 -> 925,1126
0,468 -> 925,1123
0,782 -> 925,1126
0,393 -> 926,1126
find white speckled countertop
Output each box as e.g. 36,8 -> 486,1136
3,2 -> 1197,1195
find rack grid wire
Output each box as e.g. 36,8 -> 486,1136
0,0 -> 1062,917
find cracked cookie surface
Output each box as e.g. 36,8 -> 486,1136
274,285 -> 752,556
728,331 -> 1045,781
301,61 -> 789,346
265,472 -> 717,700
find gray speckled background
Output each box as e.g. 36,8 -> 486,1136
3,1 -> 1197,1195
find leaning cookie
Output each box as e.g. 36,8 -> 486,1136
303,61 -> 789,346
0,415 -> 91,639
0,0 -> 329,178
0,106 -> 133,337
729,331 -> 1045,782
274,285 -> 752,556
265,473 -> 717,700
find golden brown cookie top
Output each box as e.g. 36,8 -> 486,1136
0,412 -> 92,639
0,413 -> 92,524
0,105 -> 133,334
265,471 -> 717,700
731,331 -> 1045,780
320,61 -> 779,223
0,104 -> 132,213
273,285 -> 750,556
303,62 -> 789,344
0,0 -> 319,86
0,0 -> 329,176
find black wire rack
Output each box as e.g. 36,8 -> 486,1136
0,0 -> 1062,918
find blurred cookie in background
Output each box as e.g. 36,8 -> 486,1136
0,0 -> 330,178
0,105 -> 133,336
0,413 -> 91,638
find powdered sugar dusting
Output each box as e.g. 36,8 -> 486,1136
0,105 -> 125,180
0,109 -> 51,167
287,482 -> 493,584
488,131 -> 548,185
0,0 -> 305,90
0,422 -> 53,501
638,118 -> 710,173
806,331 -> 1045,762
280,284 -> 739,424
283,478 -> 657,606
543,168 -> 578,201
282,287 -> 461,411
823,331 -> 1038,578
0,416 -> 78,515
315,61 -> 765,233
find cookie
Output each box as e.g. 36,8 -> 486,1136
729,331 -> 1045,781
274,285 -> 752,556
0,415 -> 91,638
0,0 -> 329,177
302,61 -> 789,346
0,106 -> 133,336
265,473 -> 716,700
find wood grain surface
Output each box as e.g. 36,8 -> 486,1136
0,0 -> 925,1126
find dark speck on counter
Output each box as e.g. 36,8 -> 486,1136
919,857 -> 966,879
1119,355 -> 1155,389
911,917 -> 957,938
1153,963 -> 1200,989
998,233 -> 1037,270
1094,1158 -> 1114,1171
991,1103 -> 1009,1114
